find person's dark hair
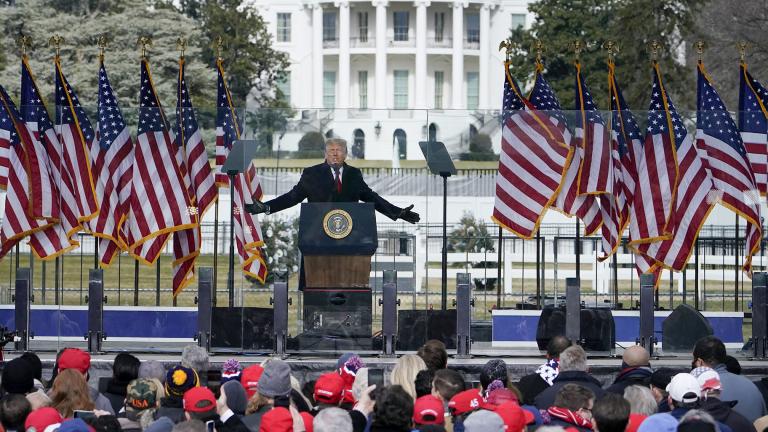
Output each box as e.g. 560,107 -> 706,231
46,348 -> 67,390
546,335 -> 572,358
0,393 -> 32,430
415,369 -> 435,398
724,355 -> 741,375
186,407 -> 217,422
692,336 -> 727,366
417,340 -> 448,371
112,353 -> 141,385
479,360 -> 508,389
371,385 -> 414,431
553,383 -> 595,411
302,379 -> 317,405
19,352 -> 43,382
432,369 -> 465,401
90,415 -> 122,432
592,393 -> 630,432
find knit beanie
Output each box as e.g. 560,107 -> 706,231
257,359 -> 292,398
221,359 -> 243,384
165,365 -> 199,399
1,357 -> 35,394
221,380 -> 248,416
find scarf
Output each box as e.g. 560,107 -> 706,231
536,358 -> 560,386
547,406 -> 593,429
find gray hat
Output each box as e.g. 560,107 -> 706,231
462,410 -> 505,432
221,380 -> 248,415
139,360 -> 167,384
145,417 -> 175,432
257,359 -> 292,398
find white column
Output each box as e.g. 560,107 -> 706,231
338,1 -> 350,108
451,1 -> 465,109
312,3 -> 324,108
414,0 -> 429,109
374,0 -> 388,109
478,3 -> 490,109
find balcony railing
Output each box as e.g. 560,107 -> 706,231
389,37 -> 415,47
464,37 -> 480,50
350,37 -> 375,48
428,37 -> 452,48
323,38 -> 339,48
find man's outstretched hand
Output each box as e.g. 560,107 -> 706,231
244,200 -> 269,215
398,204 -> 420,224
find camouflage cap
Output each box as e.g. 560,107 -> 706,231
126,378 -> 159,411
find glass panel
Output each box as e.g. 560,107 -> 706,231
323,71 -> 336,109
323,11 -> 337,41
510,13 -> 526,29
358,11 -> 368,42
434,12 -> 445,42
394,11 -> 409,41
466,72 -> 479,110
277,12 -> 291,42
394,70 -> 409,109
466,13 -> 480,43
434,71 -> 444,109
359,70 -> 368,109
277,73 -> 291,105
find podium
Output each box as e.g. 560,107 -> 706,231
298,203 -> 377,347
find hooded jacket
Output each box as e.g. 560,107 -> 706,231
534,371 -> 606,409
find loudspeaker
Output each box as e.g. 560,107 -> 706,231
211,307 -> 273,350
396,309 -> 457,350
662,304 -> 713,352
536,306 -> 615,351
303,289 -> 372,337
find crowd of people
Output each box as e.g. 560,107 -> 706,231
0,336 -> 766,432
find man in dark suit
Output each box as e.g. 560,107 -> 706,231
245,138 -> 420,223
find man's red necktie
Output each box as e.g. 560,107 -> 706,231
334,169 -> 342,193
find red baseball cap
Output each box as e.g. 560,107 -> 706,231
448,389 -> 482,416
241,365 -> 264,398
300,412 -> 314,432
25,407 -> 63,432
494,401 -> 535,432
313,372 -> 345,405
259,407 -> 293,432
413,395 -> 445,425
58,348 -> 91,374
183,387 -> 217,413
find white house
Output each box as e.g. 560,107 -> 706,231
251,0 -> 533,162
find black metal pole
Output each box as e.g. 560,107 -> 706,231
41,260 -> 46,304
94,236 -> 99,269
575,220 -> 581,283
441,174 -> 448,310
228,173 -> 236,308
213,200 -> 219,295
156,255 -> 161,306
536,231 -> 541,308
497,226 -> 502,308
54,257 -> 60,305
735,215 -> 739,312
133,259 -> 139,307
695,238 -> 700,310
613,244 -> 619,306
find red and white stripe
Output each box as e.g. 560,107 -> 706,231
554,145 -> 603,236
636,135 -> 714,271
576,122 -> 611,195
743,133 -> 767,196
90,126 -> 133,266
126,129 -> 195,262
492,110 -> 570,238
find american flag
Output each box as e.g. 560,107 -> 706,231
635,64 -> 714,272
530,65 -> 602,235
738,63 -> 768,197
54,59 -> 99,229
491,62 -> 570,239
574,62 -> 618,259
608,64 -> 643,233
696,62 -> 761,272
629,63 -> 678,246
22,58 -> 79,259
0,85 -> 54,259
125,59 -> 195,264
90,60 -> 134,267
217,59 -> 267,282
171,58 -> 218,295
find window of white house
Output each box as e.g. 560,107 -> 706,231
277,13 -> 291,42
466,13 -> 479,43
358,71 -> 368,109
434,71 -> 444,109
466,72 -> 479,109
434,12 -> 445,42
323,71 -> 336,108
277,73 -> 291,104
511,13 -> 526,30
393,11 -> 409,41
358,12 -> 368,42
323,11 -> 337,41
394,70 -> 408,109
